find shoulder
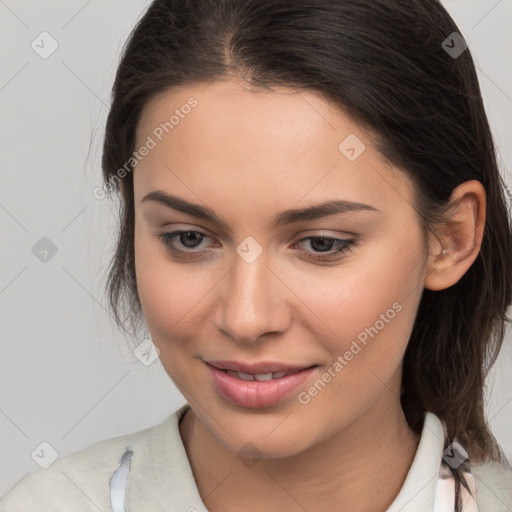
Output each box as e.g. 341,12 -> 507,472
471,459 -> 512,510
0,406 -> 186,512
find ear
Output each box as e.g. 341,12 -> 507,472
424,180 -> 486,291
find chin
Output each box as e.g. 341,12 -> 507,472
224,430 -> 312,460
202,404 -> 320,459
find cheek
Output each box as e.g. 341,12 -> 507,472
134,228 -> 215,348
289,242 -> 424,431
286,227 -> 425,366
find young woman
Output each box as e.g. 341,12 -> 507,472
2,0 -> 512,511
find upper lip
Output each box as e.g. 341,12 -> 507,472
206,360 -> 315,374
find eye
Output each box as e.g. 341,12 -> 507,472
154,230 -> 358,262
155,230 -> 215,259
292,236 -> 357,262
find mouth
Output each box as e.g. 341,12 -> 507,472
205,360 -> 318,408
207,359 -> 314,372
206,360 -> 315,379
221,369 -> 298,381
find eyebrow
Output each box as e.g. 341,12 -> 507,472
141,190 -> 378,231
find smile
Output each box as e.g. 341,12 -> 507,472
224,370 -> 292,381
205,361 -> 317,408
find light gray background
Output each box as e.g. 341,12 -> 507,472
1,0 -> 511,496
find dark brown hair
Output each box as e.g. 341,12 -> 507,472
101,0 -> 512,508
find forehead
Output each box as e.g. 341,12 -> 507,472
133,79 -> 414,215
137,79 -> 364,152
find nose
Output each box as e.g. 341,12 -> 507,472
214,248 -> 290,345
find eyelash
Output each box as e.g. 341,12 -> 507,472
154,230 -> 358,262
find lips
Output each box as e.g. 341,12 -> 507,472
205,360 -> 317,408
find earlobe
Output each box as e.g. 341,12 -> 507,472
424,180 -> 486,291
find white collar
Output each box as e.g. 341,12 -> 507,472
387,411 -> 445,511
114,404 -> 477,511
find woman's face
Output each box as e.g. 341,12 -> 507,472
132,79 -> 430,457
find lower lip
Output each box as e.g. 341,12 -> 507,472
205,363 -> 316,408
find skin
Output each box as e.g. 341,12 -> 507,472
130,79 -> 486,512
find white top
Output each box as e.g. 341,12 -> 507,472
1,403 -> 511,511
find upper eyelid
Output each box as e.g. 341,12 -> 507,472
161,229 -> 355,247
160,221 -> 358,236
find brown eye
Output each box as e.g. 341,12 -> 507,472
155,230 -> 213,258
293,236 -> 357,261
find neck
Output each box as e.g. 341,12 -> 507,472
180,399 -> 421,512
